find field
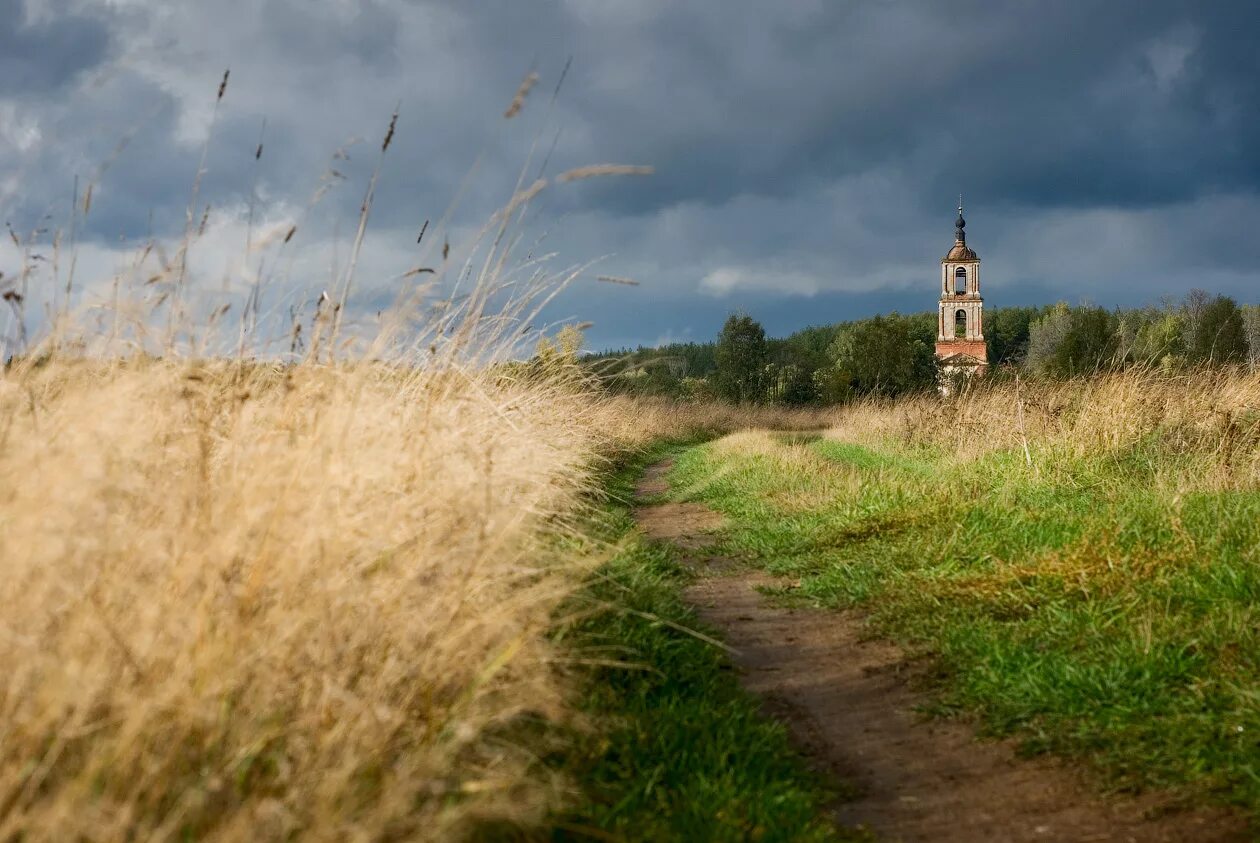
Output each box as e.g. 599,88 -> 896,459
7,326 -> 1260,842
0,348 -> 846,839
652,369 -> 1260,834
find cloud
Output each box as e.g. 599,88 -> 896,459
0,102 -> 42,152
700,267 -> 821,298
0,0 -> 112,96
1,0 -> 1259,355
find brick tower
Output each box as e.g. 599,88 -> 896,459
935,198 -> 988,378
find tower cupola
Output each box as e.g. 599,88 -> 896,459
945,200 -> 978,262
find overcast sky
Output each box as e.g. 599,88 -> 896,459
2,0 -> 1258,352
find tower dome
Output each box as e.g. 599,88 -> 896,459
943,201 -> 978,262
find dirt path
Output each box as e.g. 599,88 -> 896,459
634,458 -> 1249,843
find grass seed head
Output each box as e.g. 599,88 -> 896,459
504,71 -> 540,119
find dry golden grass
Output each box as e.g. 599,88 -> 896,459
825,368 -> 1260,485
596,396 -> 840,449
0,348 -> 838,840
0,360 -> 595,840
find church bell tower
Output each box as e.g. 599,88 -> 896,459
935,198 -> 988,374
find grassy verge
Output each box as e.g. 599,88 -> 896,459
665,427 -> 1260,826
549,443 -> 854,842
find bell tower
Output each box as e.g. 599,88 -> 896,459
935,197 -> 988,374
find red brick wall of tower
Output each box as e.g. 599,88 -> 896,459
935,339 -> 988,361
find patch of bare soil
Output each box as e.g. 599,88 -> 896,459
634,459 -> 1250,843
633,458 -> 727,552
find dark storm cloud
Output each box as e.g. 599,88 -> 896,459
2,0 -> 1259,351
0,0 -> 111,96
559,0 -> 1260,216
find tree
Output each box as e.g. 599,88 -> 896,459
1127,308 -> 1185,369
826,312 -> 936,398
777,362 -> 818,405
812,364 -> 853,404
763,361 -> 816,405
1025,303 -> 1072,374
1027,304 -> 1118,377
1242,304 -> 1260,366
987,306 -> 1050,366
1181,288 -> 1213,349
1060,307 -> 1119,375
1187,295 -> 1248,364
714,313 -> 768,402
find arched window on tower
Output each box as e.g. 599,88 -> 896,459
955,309 -> 967,338
955,266 -> 968,295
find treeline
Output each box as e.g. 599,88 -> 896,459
583,291 -> 1260,404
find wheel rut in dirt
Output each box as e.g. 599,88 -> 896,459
633,457 -> 1248,843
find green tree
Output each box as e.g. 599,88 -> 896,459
1187,295 -> 1249,364
1058,307 -> 1118,372
1025,302 -> 1072,374
714,313 -> 768,402
1027,304 -> 1119,377
826,312 -> 936,397
762,361 -> 817,405
1057,307 -> 1119,376
1129,309 -> 1185,369
988,306 -> 1049,365
812,364 -> 852,404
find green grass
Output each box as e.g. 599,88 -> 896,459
666,433 -> 1260,825
547,444 -> 858,841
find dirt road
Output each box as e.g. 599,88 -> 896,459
634,458 -> 1248,843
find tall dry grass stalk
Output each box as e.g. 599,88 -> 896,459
0,360 -> 604,840
826,368 -> 1260,485
0,280 -> 841,842
0,357 -> 838,841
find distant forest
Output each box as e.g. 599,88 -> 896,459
579,292 -> 1260,405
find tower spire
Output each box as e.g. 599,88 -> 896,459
955,194 -> 966,244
